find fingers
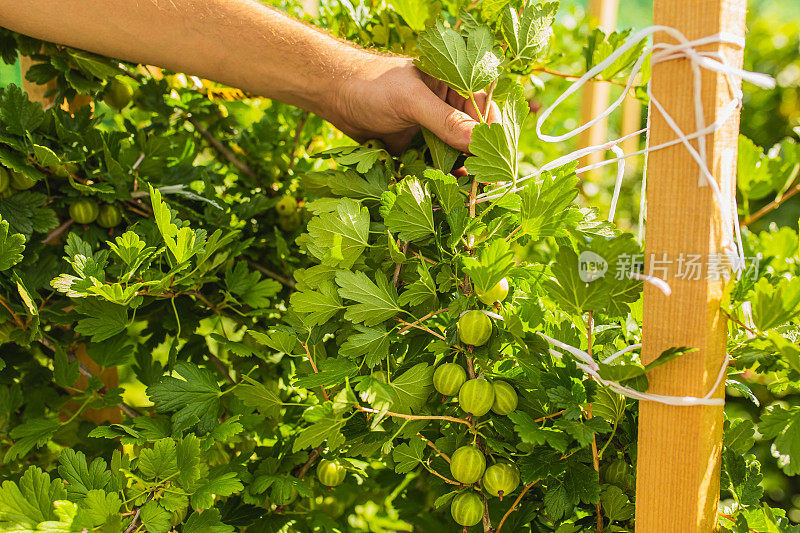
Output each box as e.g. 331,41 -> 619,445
408,84 -> 479,152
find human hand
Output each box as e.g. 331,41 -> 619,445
326,52 -> 500,154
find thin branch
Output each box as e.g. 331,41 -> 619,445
420,434 -> 451,462
294,446 -> 322,479
355,405 -> 471,426
741,182 -> 800,227
586,311 -> 603,533
720,308 -> 759,337
208,353 -> 235,385
287,112 -> 310,173
426,464 -> 461,486
187,116 -> 258,180
397,308 -> 448,334
0,295 -> 24,328
124,492 -> 155,533
41,219 -> 74,244
533,66 -> 629,88
248,261 -> 296,288
495,480 -> 540,533
534,410 -> 565,423
392,241 -> 408,287
482,492 -> 494,533
395,318 -> 447,341
303,341 -> 330,401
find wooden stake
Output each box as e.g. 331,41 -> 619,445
578,0 -> 619,181
635,1 -> 745,531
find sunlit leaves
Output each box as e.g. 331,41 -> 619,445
751,277 -> 800,331
383,177 -> 435,242
335,270 -> 402,326
302,198 -> 370,268
146,362 -> 221,433
502,1 -> 558,62
415,21 -> 502,96
0,215 -> 24,271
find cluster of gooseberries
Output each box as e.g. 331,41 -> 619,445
0,166 -> 122,229
432,278 -> 523,527
70,198 -> 122,228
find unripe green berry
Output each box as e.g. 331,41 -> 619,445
477,277 -> 509,305
457,310 -> 492,346
450,445 -> 486,485
458,378 -> 495,417
450,492 -> 483,527
433,363 -> 466,396
491,381 -> 518,415
69,199 -> 100,224
317,459 -> 347,487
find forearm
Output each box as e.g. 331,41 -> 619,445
2,0 -> 364,119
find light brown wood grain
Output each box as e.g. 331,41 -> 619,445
578,0 -> 619,181
635,1 -> 746,531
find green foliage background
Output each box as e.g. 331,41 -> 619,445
0,1 -> 798,532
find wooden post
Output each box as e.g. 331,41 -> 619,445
578,0 -> 619,181
635,1 -> 745,531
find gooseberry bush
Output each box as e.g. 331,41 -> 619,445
1,1 -> 800,532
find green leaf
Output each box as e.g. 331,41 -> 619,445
290,281 -> 343,326
387,362 -> 434,413
81,489 -> 121,527
384,177 -> 435,242
0,84 -> 44,136
140,501 -> 171,533
234,377 -> 282,418
225,261 -> 281,308
721,449 -> 763,508
57,450 -> 110,500
292,414 -> 346,452
183,509 -> 234,533
336,270 -> 402,326
398,263 -> 438,307
137,438 -> 178,480
340,325 -> 391,368
502,1 -> 558,61
392,435 -> 426,474
5,419 -> 60,462
465,85 -> 528,183
600,485 -> 634,522
422,128 -> 459,173
74,299 -> 129,343
751,277 -> 800,331
415,21 -> 501,96
0,466 -> 66,527
304,198 -> 370,268
424,168 -> 464,215
759,404 -> 800,475
246,329 -> 298,354
0,215 -> 24,271
295,358 -> 358,389
392,0 -> 429,31
150,184 -> 199,264
463,238 -> 515,293
645,346 -> 697,372
146,362 -> 221,433
191,470 -> 243,510
518,166 -> 580,239
53,346 -> 79,388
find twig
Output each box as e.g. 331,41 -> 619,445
426,464 -> 461,486
420,434 -> 451,462
533,66 -> 629,88
303,341 -> 330,401
395,318 -> 447,341
397,308 -> 448,334
408,250 -> 437,265
741,182 -> 800,227
466,357 -> 476,379
248,261 -> 296,288
495,480 -> 540,533
482,492 -> 494,533
392,241 -> 408,287
187,116 -> 258,180
0,295 -> 24,328
720,308 -> 759,336
287,112 -> 310,173
355,405 -> 471,426
294,446 -> 322,479
208,353 -> 235,385
483,80 -> 497,119
124,491 -> 156,533
586,311 -> 603,533
41,220 -> 74,244
534,410 -> 565,423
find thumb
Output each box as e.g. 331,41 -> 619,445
409,89 -> 477,153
